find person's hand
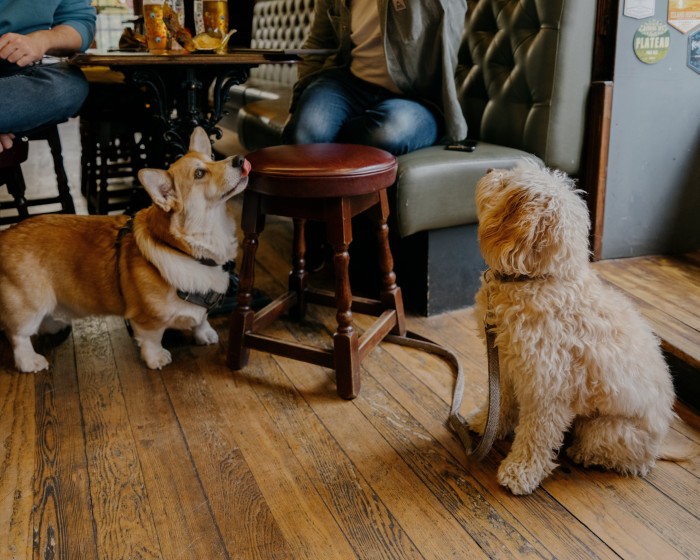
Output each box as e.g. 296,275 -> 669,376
0,133 -> 16,153
0,32 -> 48,67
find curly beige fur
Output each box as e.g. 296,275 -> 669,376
468,159 -> 676,495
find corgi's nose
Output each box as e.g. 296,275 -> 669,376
231,155 -> 251,176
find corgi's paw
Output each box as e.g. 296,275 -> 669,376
15,352 -> 49,373
193,321 -> 219,345
142,347 -> 172,370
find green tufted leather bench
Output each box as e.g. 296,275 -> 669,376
229,0 -> 599,315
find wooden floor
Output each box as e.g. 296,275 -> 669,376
594,251 -> 700,371
1,121 -> 699,559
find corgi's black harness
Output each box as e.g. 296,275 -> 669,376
114,216 -> 227,311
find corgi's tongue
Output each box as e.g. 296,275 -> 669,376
242,159 -> 251,176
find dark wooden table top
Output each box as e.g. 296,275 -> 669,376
69,48 -> 306,67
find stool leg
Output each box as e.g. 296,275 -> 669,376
374,190 -> 406,336
228,192 -> 265,370
289,218 -> 308,320
332,241 -> 360,399
45,126 -> 75,214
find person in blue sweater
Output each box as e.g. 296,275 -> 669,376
0,0 -> 96,152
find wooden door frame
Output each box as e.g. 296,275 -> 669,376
582,0 -> 619,260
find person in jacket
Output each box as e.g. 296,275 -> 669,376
0,0 -> 96,152
282,0 -> 468,156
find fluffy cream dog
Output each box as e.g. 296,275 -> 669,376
0,127 -> 248,372
467,159 -> 676,495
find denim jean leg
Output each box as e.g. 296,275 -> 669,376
339,97 -> 439,155
282,69 -> 377,145
283,68 -> 439,155
0,63 -> 89,133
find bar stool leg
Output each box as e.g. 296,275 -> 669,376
228,192 -> 265,370
328,201 -> 360,399
374,191 -> 406,336
288,218 -> 308,321
332,239 -> 361,399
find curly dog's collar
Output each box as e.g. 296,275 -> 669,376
485,268 -> 548,283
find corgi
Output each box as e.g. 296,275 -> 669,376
0,127 -> 249,372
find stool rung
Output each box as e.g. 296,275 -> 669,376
306,287 -> 387,316
252,292 -> 297,331
244,332 -> 335,369
358,309 -> 398,361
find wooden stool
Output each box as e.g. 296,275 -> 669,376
227,144 -> 407,399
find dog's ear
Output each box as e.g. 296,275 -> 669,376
138,168 -> 178,212
479,188 -> 558,276
531,210 -> 557,255
189,127 -> 212,158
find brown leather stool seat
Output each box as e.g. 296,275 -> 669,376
228,143 -> 407,399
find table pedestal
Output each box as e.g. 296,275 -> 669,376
127,65 -> 248,157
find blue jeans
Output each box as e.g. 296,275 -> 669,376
0,62 -> 89,134
282,69 -> 439,156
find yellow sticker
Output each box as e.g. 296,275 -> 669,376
668,0 -> 700,34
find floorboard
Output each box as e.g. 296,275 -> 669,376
593,252 -> 700,369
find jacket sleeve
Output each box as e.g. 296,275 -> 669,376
385,0 -> 467,142
289,0 -> 346,113
53,0 -> 97,52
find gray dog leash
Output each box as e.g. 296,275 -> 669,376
385,328 -> 500,462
